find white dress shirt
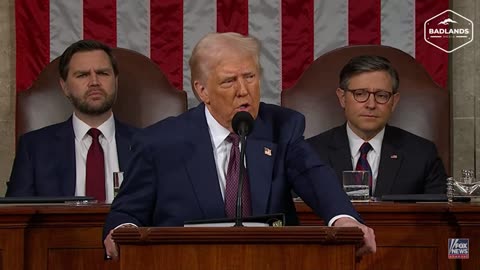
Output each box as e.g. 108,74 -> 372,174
204,107 -> 354,226
72,113 -> 121,203
205,108 -> 242,200
346,123 -> 385,193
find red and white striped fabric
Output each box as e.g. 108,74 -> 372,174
16,0 -> 449,106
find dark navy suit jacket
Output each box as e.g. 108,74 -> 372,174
104,103 -> 359,235
6,117 -> 137,196
307,124 -> 447,197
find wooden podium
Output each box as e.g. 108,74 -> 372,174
112,226 -> 363,270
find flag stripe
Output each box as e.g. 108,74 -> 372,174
381,0 -> 415,56
83,0 -> 117,47
348,0 -> 381,45
50,0 -> 83,60
415,0 -> 449,87
16,0 -> 50,91
217,0 -> 248,34
250,0 -> 281,104
117,0 -> 150,57
151,0 -> 183,90
183,0 -> 216,106
15,0 -> 450,100
281,0 -> 313,90
313,0 -> 348,59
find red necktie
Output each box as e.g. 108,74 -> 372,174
85,128 -> 106,201
355,142 -> 373,193
224,133 -> 252,218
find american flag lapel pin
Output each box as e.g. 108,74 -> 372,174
264,147 -> 272,156
390,154 -> 398,159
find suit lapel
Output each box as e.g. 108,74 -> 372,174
55,118 -> 76,196
329,125 -> 353,182
375,126 -> 403,197
246,115 -> 276,216
184,105 -> 226,219
114,120 -> 132,171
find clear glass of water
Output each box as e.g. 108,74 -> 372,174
113,172 -> 124,198
454,169 -> 480,196
343,170 -> 371,201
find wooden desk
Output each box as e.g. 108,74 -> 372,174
297,201 -> 480,270
0,204 -> 117,270
0,202 -> 478,270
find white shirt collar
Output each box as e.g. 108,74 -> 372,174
205,107 -> 231,149
346,123 -> 385,156
72,113 -> 116,142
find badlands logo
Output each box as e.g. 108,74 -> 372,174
424,10 -> 473,53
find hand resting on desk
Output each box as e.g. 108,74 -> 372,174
333,217 -> 376,258
104,223 -> 137,260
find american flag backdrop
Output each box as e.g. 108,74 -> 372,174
16,0 -> 449,107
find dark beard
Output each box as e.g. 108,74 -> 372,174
69,91 -> 115,116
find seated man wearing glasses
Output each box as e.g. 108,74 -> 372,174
307,55 -> 447,197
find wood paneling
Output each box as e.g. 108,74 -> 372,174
113,227 -> 362,270
296,202 -> 480,270
0,202 -> 478,269
47,249 -> 109,270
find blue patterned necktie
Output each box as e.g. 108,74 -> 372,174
355,142 -> 373,193
224,133 -> 252,218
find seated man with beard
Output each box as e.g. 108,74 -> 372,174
6,40 -> 137,203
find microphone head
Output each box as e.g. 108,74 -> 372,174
232,111 -> 254,136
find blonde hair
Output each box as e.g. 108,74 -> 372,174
189,32 -> 261,91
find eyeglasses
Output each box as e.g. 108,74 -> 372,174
344,88 -> 394,104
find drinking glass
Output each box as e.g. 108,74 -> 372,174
342,170 -> 371,201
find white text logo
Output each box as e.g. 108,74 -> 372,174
424,10 -> 473,53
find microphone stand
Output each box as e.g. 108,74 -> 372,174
234,133 -> 247,227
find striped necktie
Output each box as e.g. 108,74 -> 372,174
355,142 -> 373,193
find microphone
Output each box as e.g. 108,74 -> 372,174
232,111 -> 254,137
231,111 -> 254,227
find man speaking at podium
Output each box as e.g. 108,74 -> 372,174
104,32 -> 376,259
